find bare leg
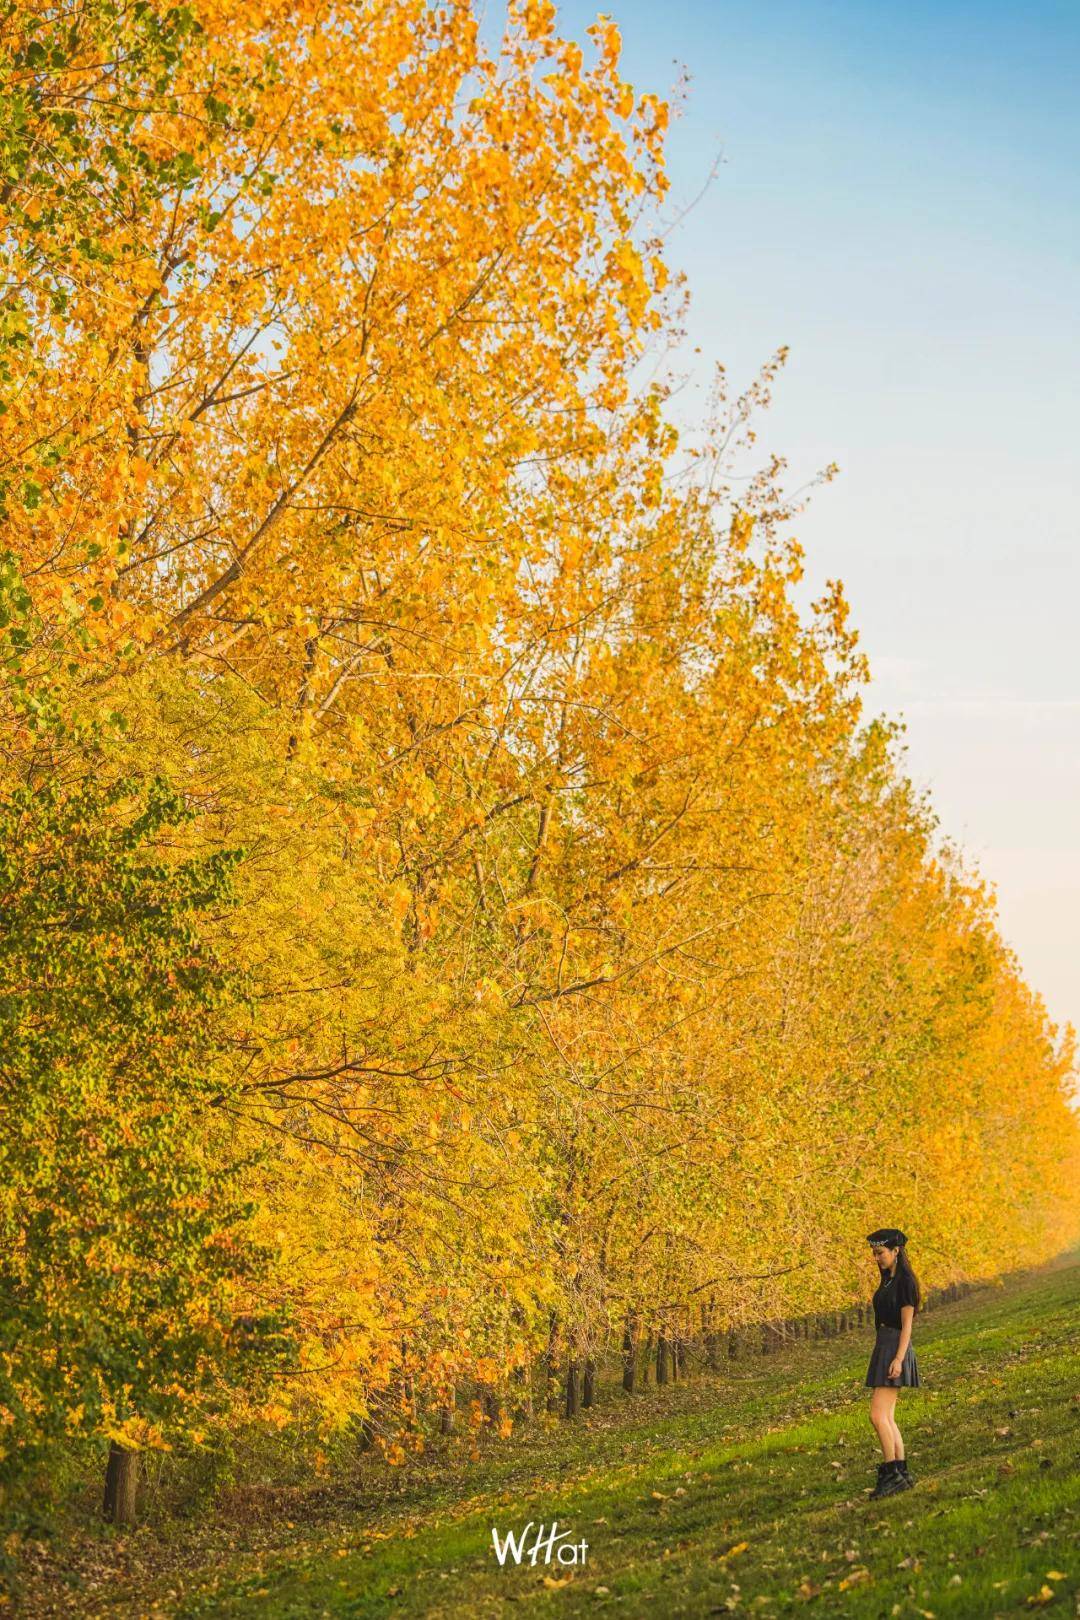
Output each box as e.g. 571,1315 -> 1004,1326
870,1387 -> 899,1461
890,1406 -> 905,1460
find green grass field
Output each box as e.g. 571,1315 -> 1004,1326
20,1257 -> 1080,1619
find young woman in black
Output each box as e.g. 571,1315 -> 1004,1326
865,1227 -> 921,1498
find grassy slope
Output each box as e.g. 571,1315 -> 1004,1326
24,1258 -> 1080,1619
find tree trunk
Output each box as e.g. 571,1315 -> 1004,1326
357,1413 -> 377,1450
656,1331 -> 670,1386
545,1311 -> 562,1413
582,1359 -> 596,1409
103,1443 -> 140,1526
622,1311 -> 638,1393
565,1359 -> 580,1418
704,1300 -> 721,1371
512,1361 -> 533,1421
439,1392 -> 456,1435
641,1328 -> 654,1386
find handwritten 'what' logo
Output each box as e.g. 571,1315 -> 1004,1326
491,1521 -> 589,1568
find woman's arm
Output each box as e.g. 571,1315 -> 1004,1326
888,1304 -> 915,1379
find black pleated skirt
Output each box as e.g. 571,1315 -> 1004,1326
865,1324 -> 921,1388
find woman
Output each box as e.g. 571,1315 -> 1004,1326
865,1226 -> 921,1498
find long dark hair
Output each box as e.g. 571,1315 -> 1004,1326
894,1246 -> 921,1311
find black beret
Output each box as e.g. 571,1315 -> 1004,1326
867,1228 -> 907,1247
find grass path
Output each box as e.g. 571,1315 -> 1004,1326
24,1258 -> 1080,1618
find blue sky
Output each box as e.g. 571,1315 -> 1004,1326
494,0 -> 1080,1036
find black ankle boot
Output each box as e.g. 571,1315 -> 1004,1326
869,1460 -> 905,1499
896,1457 -> 914,1488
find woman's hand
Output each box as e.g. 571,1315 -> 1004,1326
887,1356 -> 902,1380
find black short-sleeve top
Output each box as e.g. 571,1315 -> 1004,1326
872,1266 -> 917,1330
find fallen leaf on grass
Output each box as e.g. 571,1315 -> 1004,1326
1046,1571 -> 1067,1580
543,1573 -> 575,1589
838,1567 -> 870,1591
1026,1587 -> 1055,1607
